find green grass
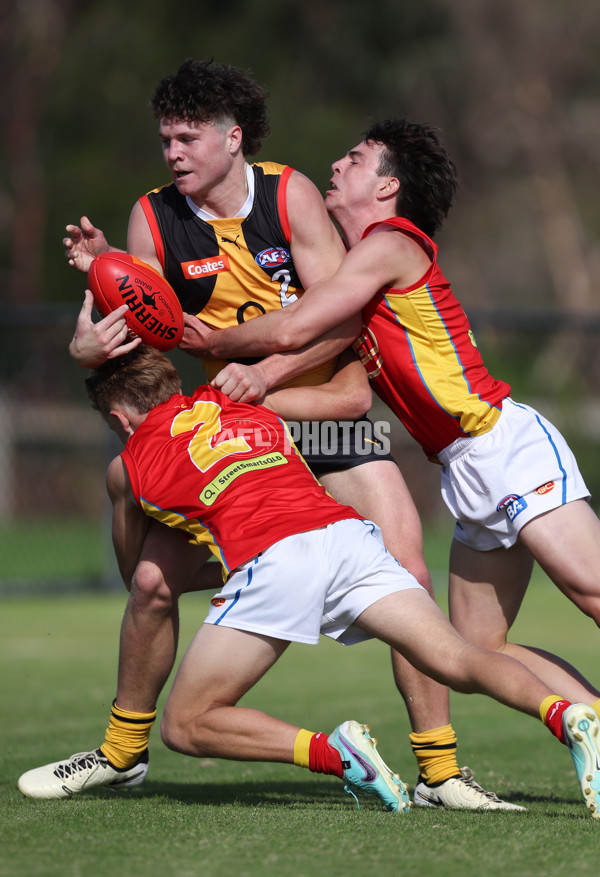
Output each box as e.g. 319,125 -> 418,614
2,557 -> 599,877
0,519 -> 108,589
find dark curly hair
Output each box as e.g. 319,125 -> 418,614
364,119 -> 458,238
151,58 -> 271,157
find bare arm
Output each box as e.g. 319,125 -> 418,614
211,316 -> 361,403
125,200 -> 165,274
198,229 -> 430,360
285,170 -> 346,287
262,349 -> 371,421
106,455 -> 150,588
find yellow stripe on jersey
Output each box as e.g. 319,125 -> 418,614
382,285 -> 503,437
139,499 -> 228,576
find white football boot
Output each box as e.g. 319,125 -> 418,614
413,766 -> 525,810
18,748 -> 148,799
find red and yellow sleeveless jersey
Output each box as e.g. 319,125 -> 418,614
138,162 -> 335,387
120,385 -> 361,577
353,218 -> 511,459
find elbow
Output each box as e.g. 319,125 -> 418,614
276,325 -> 304,352
351,385 -> 373,419
336,383 -> 372,420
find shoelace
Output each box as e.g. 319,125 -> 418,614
458,766 -> 504,802
53,751 -> 103,780
343,784 -> 361,810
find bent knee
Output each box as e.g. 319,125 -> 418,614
161,710 -> 197,755
160,705 -> 217,756
131,562 -> 176,610
160,711 -> 184,753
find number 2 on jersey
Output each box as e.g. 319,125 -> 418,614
171,400 -> 251,472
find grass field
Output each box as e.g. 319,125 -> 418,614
2,545 -> 600,876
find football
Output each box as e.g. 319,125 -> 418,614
88,252 -> 184,351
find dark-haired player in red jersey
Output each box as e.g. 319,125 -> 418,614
54,61 -> 513,809
187,118 -> 600,813
17,347 -> 600,820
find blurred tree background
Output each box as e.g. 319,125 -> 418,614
1,0 -> 599,587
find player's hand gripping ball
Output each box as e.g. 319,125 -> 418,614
88,252 -> 184,351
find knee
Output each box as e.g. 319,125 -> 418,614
161,708 -> 194,754
160,709 -> 186,753
131,562 -> 176,614
160,707 -> 210,756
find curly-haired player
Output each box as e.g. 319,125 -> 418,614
151,58 -> 270,157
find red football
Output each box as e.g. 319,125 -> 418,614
88,252 -> 184,351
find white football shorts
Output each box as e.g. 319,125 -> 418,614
438,397 -> 590,550
203,517 -> 423,645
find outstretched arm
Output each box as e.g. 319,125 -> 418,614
211,316 -> 361,403
181,168 -> 352,369
187,234 -> 394,362
193,228 -> 432,363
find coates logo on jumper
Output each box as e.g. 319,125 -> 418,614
181,255 -> 230,278
534,481 -> 555,496
255,247 -> 290,268
497,494 -> 528,521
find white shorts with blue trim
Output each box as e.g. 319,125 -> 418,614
438,397 -> 590,551
203,518 -> 422,645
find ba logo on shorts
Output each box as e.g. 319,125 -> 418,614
534,481 -> 555,495
256,247 -> 290,268
211,597 -> 226,608
497,494 -> 528,521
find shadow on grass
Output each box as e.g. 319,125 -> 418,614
86,778 -> 349,807
74,778 -> 582,812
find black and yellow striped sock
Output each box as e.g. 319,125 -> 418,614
99,699 -> 157,769
409,723 -> 460,785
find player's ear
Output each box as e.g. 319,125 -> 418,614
227,124 -> 243,155
376,176 -> 399,201
108,408 -> 135,441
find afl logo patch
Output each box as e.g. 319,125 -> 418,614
256,247 -> 290,268
211,597 -> 226,608
534,481 -> 555,495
